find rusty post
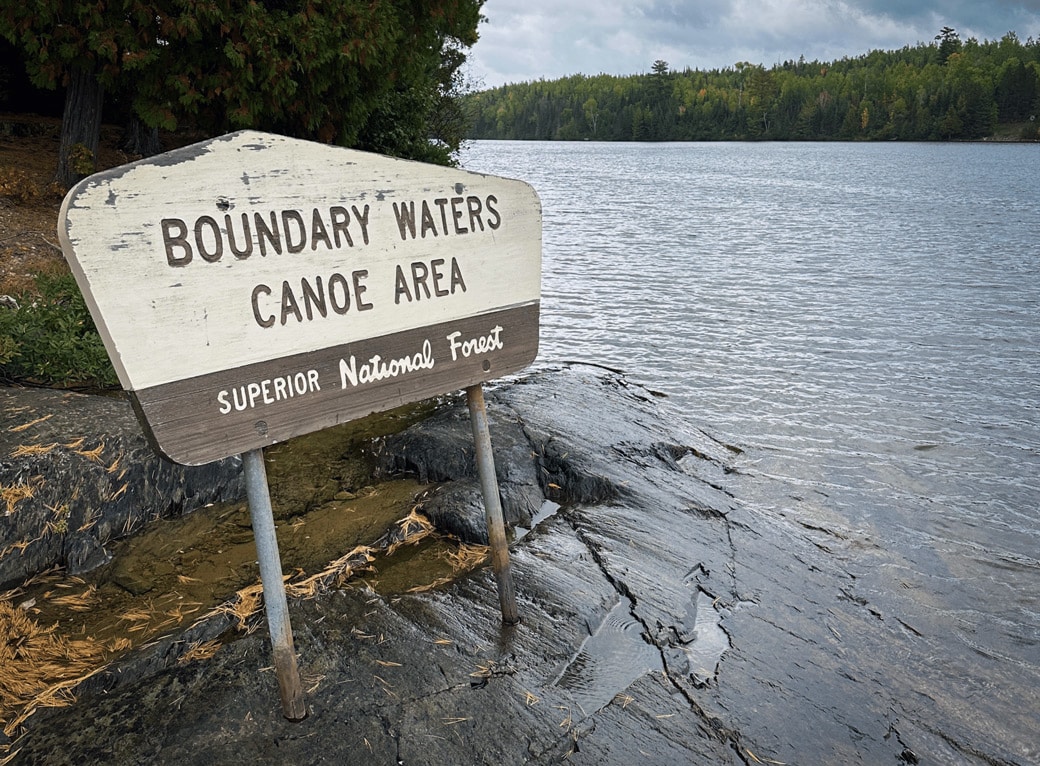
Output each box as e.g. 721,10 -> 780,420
242,448 -> 308,721
466,384 -> 520,625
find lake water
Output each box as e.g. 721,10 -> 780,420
462,139 -> 1039,751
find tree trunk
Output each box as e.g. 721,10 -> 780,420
56,66 -> 105,188
120,116 -> 162,158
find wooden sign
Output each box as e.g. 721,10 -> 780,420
58,131 -> 541,465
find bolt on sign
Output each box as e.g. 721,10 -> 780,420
59,131 -> 541,465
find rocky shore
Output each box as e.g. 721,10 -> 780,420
0,386 -> 242,587
2,365 -> 1030,765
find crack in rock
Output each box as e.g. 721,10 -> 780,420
552,507 -> 742,757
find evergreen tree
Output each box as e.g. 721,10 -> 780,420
0,0 -> 484,185
936,26 -> 963,64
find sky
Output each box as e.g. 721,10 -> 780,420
465,0 -> 1040,88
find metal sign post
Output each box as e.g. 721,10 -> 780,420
466,384 -> 519,625
242,449 -> 307,721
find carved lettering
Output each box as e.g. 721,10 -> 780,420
162,206 -> 371,266
392,194 -> 503,241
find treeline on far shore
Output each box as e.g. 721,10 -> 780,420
465,29 -> 1040,142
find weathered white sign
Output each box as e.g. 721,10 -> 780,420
59,131 -> 541,465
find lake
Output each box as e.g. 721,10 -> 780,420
462,139 -> 1039,757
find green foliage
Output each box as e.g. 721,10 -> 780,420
66,142 -> 95,176
0,273 -> 118,390
0,0 -> 484,165
466,29 -> 1040,142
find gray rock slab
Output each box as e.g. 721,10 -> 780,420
7,365 -> 1029,765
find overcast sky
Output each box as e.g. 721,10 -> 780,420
465,0 -> 1040,88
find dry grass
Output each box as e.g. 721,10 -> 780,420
212,582 -> 265,634
7,415 -> 53,434
1,476 -> 44,516
406,576 -> 455,594
20,567 -> 63,589
45,585 -> 98,612
72,441 -> 105,463
384,507 -> 436,556
1,484 -> 35,516
0,598 -> 110,737
9,443 -> 57,458
285,545 -> 377,598
177,639 -> 222,666
444,542 -> 489,573
0,521 -> 422,741
1,562 -> 264,740
116,607 -> 154,626
0,572 -> 220,739
0,458 -> 485,746
107,637 -> 134,653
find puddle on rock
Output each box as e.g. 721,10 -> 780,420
514,500 -> 562,541
0,400 -> 491,737
548,588 -> 731,716
679,591 -> 730,687
551,598 -> 664,715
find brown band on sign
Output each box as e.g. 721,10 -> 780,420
131,302 -> 539,465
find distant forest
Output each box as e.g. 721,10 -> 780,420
465,29 -> 1040,142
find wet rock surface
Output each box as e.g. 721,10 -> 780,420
6,366 -> 1032,765
373,401 -> 543,544
0,387 -> 243,588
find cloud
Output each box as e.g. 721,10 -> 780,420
467,0 -> 1040,87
